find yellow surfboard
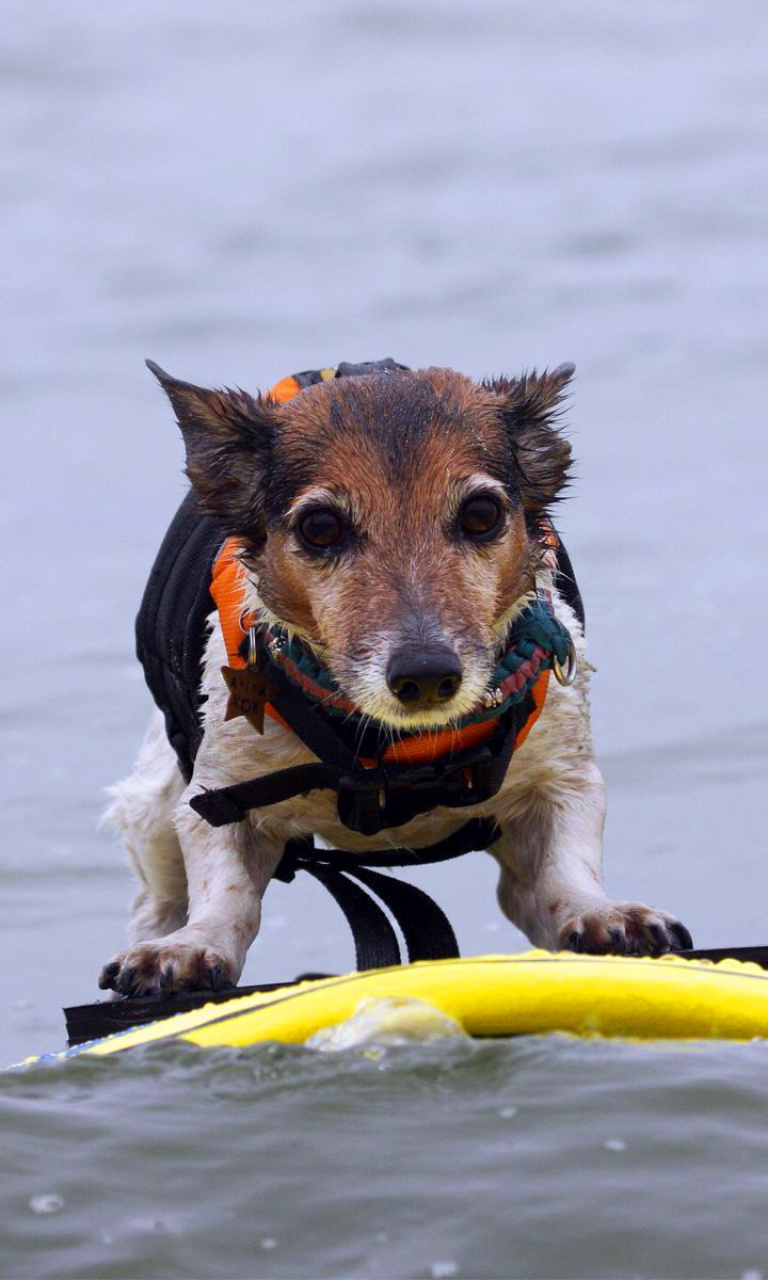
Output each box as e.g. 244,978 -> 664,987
16,951 -> 768,1068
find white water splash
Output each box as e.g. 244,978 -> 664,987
306,997 -> 467,1051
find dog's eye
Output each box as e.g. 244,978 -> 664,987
459,494 -> 503,540
297,508 -> 345,550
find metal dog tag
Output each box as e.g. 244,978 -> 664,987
221,663 -> 275,735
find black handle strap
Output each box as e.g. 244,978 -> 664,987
269,819 -> 494,971
307,865 -> 402,970
347,865 -> 459,962
287,860 -> 460,970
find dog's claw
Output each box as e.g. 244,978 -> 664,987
208,965 -> 233,992
117,965 -> 138,997
669,921 -> 694,951
647,923 -> 669,954
608,927 -> 627,955
98,960 -> 120,991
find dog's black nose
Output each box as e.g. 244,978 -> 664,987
386,645 -> 463,707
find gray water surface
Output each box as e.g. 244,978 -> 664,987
2,2 -> 768,1276
5,1036 -> 768,1279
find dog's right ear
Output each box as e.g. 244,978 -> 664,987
146,360 -> 277,540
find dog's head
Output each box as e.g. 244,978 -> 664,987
149,361 -> 573,728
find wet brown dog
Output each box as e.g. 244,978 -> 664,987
102,362 -> 691,995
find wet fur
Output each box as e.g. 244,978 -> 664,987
102,364 -> 691,995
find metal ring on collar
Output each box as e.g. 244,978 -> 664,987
238,607 -> 257,634
553,643 -> 577,686
247,626 -> 259,668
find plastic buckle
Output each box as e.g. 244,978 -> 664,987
468,747 -> 496,799
337,772 -> 385,836
393,763 -> 439,789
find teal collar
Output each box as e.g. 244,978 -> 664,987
260,594 -> 575,738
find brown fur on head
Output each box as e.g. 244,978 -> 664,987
148,360 -> 574,728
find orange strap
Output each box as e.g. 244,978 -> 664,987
268,367 -> 335,404
268,374 -> 303,404
210,537 -> 251,669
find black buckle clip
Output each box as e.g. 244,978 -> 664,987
337,771 -> 385,836
390,763 -> 439,789
335,737 -> 502,836
466,746 -> 496,800
385,744 -> 496,800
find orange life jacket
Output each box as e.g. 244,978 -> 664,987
136,359 -> 580,840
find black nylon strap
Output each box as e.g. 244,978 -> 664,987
275,828 -> 475,968
347,866 -> 459,962
257,655 -> 363,773
190,762 -> 349,828
554,537 -> 585,631
308,865 -> 402,970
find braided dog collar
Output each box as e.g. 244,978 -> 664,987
258,591 -> 575,738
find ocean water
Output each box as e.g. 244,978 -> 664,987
5,1035 -> 768,1279
1,1 -> 767,1275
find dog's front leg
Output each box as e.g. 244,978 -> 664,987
99,794 -> 282,997
491,764 -> 692,955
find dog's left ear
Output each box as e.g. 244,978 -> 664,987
487,363 -> 574,511
146,360 -> 278,539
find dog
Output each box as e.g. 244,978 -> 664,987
101,359 -> 692,996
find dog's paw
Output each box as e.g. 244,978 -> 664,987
98,939 -> 236,997
558,902 -> 693,957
